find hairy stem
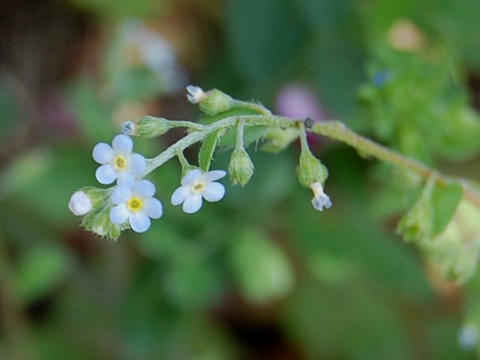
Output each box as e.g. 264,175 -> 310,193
145,115 -> 297,173
311,121 -> 480,206
142,113 -> 480,206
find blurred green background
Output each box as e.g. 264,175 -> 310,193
1,0 -> 480,359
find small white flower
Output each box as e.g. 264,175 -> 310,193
171,169 -> 226,214
310,182 -> 332,211
109,180 -> 163,233
92,134 -> 146,185
68,191 -> 92,216
186,85 -> 206,104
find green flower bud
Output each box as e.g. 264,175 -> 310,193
126,116 -> 173,138
187,85 -> 233,115
262,128 -> 299,153
229,148 -> 254,186
296,149 -> 328,188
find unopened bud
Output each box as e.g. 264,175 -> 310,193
229,148 -> 254,186
68,191 -> 92,216
187,85 -> 234,115
132,116 -> 173,137
296,149 -> 328,188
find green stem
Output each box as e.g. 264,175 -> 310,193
145,114 -> 297,173
234,119 -> 246,152
311,121 -> 480,206
298,122 -> 310,154
169,120 -> 205,131
143,112 -> 480,207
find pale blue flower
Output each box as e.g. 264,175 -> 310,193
171,169 -> 226,214
109,180 -> 163,233
92,134 -> 146,185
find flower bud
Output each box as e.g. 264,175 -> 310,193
229,148 -> 254,186
262,128 -> 299,153
68,191 -> 92,216
296,149 -> 328,188
187,85 -> 234,115
129,116 -> 173,138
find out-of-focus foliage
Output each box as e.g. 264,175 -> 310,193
1,0 -> 480,359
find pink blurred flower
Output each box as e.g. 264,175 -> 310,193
275,84 -> 327,145
275,84 -> 326,122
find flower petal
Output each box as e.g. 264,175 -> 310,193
117,173 -> 135,188
145,198 -> 163,219
133,180 -> 155,198
110,204 -> 129,224
182,194 -> 202,214
129,212 -> 151,233
130,153 -> 146,176
181,169 -> 202,186
171,186 -> 189,205
204,170 -> 226,182
111,187 -> 132,205
203,182 -> 225,202
92,143 -> 114,164
95,164 -> 116,184
112,134 -> 133,153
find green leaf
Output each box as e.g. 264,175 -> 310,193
431,182 -> 463,236
397,178 -> 463,242
226,0 -> 305,83
15,246 -> 71,304
229,228 -> 294,304
67,79 -> 114,143
198,130 -> 222,171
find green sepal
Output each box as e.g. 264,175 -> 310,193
296,149 -> 328,188
134,116 -> 172,137
82,201 -> 124,241
199,89 -> 234,115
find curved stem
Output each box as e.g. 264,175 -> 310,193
312,121 -> 480,206
144,115 -> 297,174
142,112 -> 480,207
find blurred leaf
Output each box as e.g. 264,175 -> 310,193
229,228 -> 294,303
15,246 -> 71,304
199,130 -> 221,171
109,66 -> 169,103
67,79 -> 114,142
163,256 -> 224,309
8,147 -> 95,224
431,182 -> 463,236
227,0 -> 305,84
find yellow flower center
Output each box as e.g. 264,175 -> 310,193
113,155 -> 128,171
127,196 -> 144,213
193,181 -> 205,193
